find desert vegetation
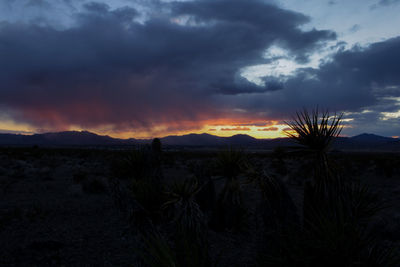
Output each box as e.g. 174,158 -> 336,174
110,108 -> 400,266
0,109 -> 399,266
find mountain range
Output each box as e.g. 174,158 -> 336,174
0,131 -> 399,151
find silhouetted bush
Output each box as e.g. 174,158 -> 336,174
247,166 -> 298,231
163,177 -> 206,242
256,107 -> 400,266
210,147 -> 249,232
189,161 -> 217,214
151,138 -> 162,153
285,108 -> 343,181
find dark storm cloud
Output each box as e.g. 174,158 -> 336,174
0,0 -> 336,132
343,111 -> 400,137
230,37 -> 400,135
171,0 -> 335,63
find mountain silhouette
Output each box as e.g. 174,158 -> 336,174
350,133 -> 394,143
0,131 -> 136,146
0,131 -> 398,151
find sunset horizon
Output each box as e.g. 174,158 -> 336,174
1,1 -> 400,265
1,124 -> 397,140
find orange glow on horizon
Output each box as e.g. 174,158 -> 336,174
0,118 -> 292,139
0,119 -> 358,140
102,127 -> 289,139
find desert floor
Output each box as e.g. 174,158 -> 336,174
0,147 -> 399,266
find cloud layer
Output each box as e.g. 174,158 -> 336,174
0,0 -> 399,136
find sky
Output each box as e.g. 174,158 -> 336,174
0,0 -> 399,138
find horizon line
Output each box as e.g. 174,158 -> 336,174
0,129 -> 398,140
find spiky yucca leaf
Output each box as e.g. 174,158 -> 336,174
285,108 -> 343,182
304,179 -> 386,230
260,205 -> 399,267
163,178 -> 206,240
210,147 -> 250,231
135,231 -> 177,267
259,108 -> 399,267
285,108 -> 343,154
163,178 -> 201,206
246,165 -> 298,230
216,147 -> 247,205
136,230 -> 217,267
216,147 -> 246,179
363,244 -> 400,267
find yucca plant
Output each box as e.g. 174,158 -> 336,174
216,147 -> 246,179
151,138 -> 162,153
190,162 -> 217,214
258,179 -> 398,267
135,230 -> 217,267
264,107 -> 400,267
246,165 -> 298,231
211,147 -> 249,231
285,108 -> 343,181
135,177 -> 217,267
216,147 -> 247,206
259,213 -> 400,267
285,108 -> 343,153
163,177 -> 206,241
135,231 -> 177,267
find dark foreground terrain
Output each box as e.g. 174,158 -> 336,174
0,146 -> 399,266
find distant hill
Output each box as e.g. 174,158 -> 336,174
161,133 -> 259,146
0,131 -> 137,146
350,133 -> 395,143
0,131 -> 399,151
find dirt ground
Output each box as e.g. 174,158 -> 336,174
0,147 -> 399,266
